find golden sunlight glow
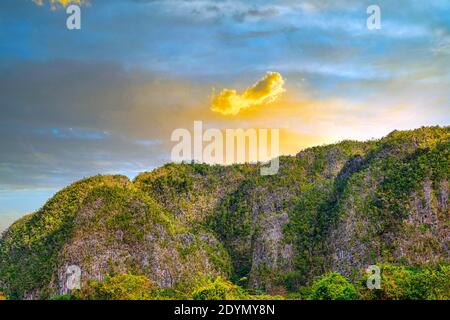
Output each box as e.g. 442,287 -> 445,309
32,0 -> 86,8
211,71 -> 285,116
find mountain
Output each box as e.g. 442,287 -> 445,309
0,126 -> 449,299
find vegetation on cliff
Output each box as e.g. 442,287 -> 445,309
0,126 -> 448,300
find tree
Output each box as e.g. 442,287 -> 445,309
80,273 -> 159,300
360,264 -> 450,300
192,277 -> 248,300
308,272 -> 359,300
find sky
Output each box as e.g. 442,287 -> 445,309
0,0 -> 449,231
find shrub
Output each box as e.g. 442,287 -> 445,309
80,273 -> 159,300
192,277 -> 248,300
308,272 -> 359,300
360,264 -> 450,300
283,271 -> 304,292
49,294 -> 76,300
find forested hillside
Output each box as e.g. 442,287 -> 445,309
0,126 -> 448,300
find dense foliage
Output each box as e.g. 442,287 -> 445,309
80,274 -> 160,300
192,276 -> 248,300
307,272 -> 359,300
359,263 -> 450,300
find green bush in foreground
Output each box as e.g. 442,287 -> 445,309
192,276 -> 249,300
49,294 -> 76,300
45,264 -> 449,300
54,273 -> 285,300
359,264 -> 450,300
308,272 -> 359,300
80,273 -> 159,300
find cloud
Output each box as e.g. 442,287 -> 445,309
32,0 -> 87,8
0,60 -> 194,190
211,71 -> 286,116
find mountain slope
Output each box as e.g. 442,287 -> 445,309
0,126 -> 448,299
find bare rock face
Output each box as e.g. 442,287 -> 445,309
328,129 -> 449,279
329,178 -> 449,277
54,187 -> 225,295
249,210 -> 293,289
395,178 -> 449,265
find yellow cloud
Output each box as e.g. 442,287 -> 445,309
32,0 -> 86,8
211,71 -> 285,116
